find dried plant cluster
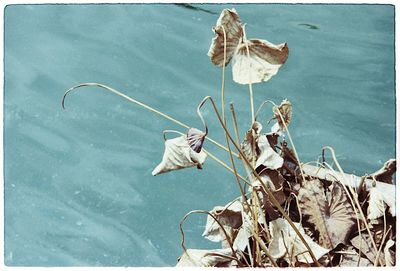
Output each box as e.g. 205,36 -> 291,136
62,8 -> 396,267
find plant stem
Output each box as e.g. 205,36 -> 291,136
61,83 -> 238,158
242,25 -> 255,124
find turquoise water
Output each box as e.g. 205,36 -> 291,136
4,4 -> 395,266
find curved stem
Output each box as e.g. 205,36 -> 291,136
254,99 -> 275,121
162,129 -> 183,141
179,210 -> 238,259
61,83 -> 237,157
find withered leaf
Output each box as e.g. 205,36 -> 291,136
240,121 -> 262,163
271,99 -> 292,133
176,248 -> 234,267
367,186 -> 395,220
338,248 -> 373,267
152,135 -> 207,176
255,135 -> 283,170
370,159 -> 396,184
202,200 -> 243,246
298,180 -> 356,249
208,9 -> 289,84
269,218 -> 329,264
232,212 -> 252,252
232,39 -> 289,85
208,8 -> 243,67
253,169 -> 286,205
384,239 -> 395,266
350,232 -> 385,266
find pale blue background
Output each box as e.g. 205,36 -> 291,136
4,4 -> 395,266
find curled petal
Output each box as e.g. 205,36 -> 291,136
208,8 -> 243,67
232,39 -> 289,84
187,127 -> 206,153
273,99 -> 292,132
152,135 -> 207,176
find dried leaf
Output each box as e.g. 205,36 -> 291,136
152,135 -> 207,176
176,248 -> 234,267
232,212 -> 252,252
269,218 -> 329,263
255,135 -> 284,170
187,127 -> 206,153
370,159 -> 396,184
208,9 -> 289,84
338,249 -> 373,267
240,121 -> 262,162
301,164 -> 395,217
232,39 -> 289,84
384,239 -> 395,266
367,186 -> 387,220
272,99 -> 292,133
208,8 -> 243,67
367,183 -> 395,220
253,169 -> 286,205
350,232 -> 385,265
202,200 -> 243,246
298,180 -> 356,249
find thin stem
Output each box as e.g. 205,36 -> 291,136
250,230 -> 278,267
204,150 -> 252,187
61,83 -> 237,157
254,99 -> 275,121
162,129 -> 183,141
217,24 -> 252,212
242,25 -> 255,124
230,103 -> 241,146
220,25 -> 227,122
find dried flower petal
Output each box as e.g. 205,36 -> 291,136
152,135 -> 207,176
208,8 -> 243,67
272,99 -> 292,132
187,127 -> 206,153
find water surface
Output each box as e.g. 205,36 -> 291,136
4,4 -> 395,266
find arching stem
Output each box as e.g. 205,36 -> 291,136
61,83 -> 236,157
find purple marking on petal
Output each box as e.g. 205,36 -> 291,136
187,128 -> 206,153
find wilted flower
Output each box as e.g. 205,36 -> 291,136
208,8 -> 289,85
152,132 -> 207,176
271,99 -> 292,133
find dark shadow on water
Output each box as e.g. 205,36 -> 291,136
174,3 -> 218,15
298,23 -> 319,30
